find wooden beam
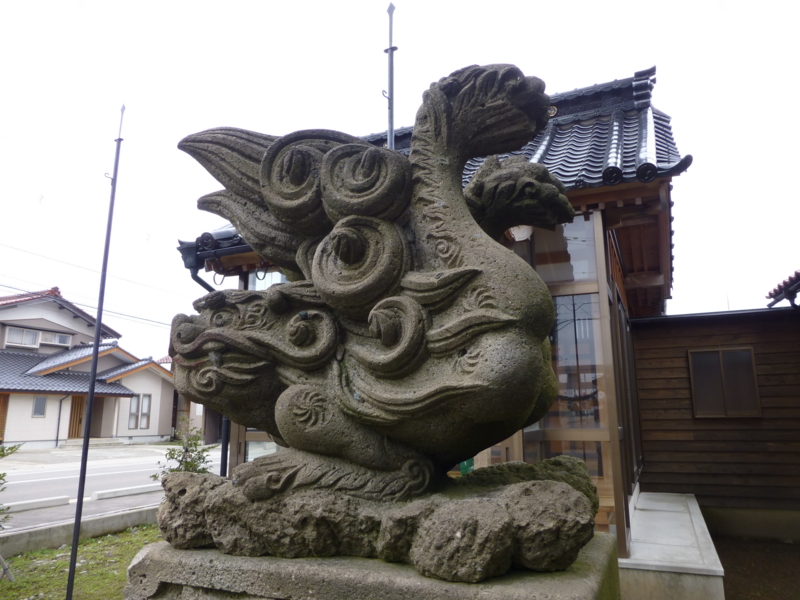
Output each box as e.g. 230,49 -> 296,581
658,208 -> 673,297
566,179 -> 672,211
607,216 -> 658,230
625,272 -> 665,289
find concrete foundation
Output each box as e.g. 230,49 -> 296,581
620,568 -> 724,600
125,533 -> 619,600
619,491 -> 724,600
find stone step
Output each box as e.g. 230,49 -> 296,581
59,438 -> 126,449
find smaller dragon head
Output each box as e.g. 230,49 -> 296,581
465,155 -> 574,240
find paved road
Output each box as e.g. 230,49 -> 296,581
0,444 -> 223,531
3,447 -> 222,504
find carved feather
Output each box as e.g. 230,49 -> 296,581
197,190 -> 300,272
178,127 -> 278,201
426,309 -> 517,355
400,267 -> 481,313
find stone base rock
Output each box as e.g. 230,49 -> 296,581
125,534 -> 619,600
157,457 -> 598,583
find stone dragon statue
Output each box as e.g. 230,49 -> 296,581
170,64 -> 575,504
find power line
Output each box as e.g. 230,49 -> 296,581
0,283 -> 171,327
0,242 -> 183,296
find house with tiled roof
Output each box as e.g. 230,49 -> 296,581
0,287 -> 179,448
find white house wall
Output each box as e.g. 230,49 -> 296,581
0,302 -> 97,343
159,379 -> 175,433
116,369 -> 174,443
3,393 -> 72,449
89,397 -> 118,438
190,402 -> 204,432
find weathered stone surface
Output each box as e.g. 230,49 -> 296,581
157,471 -> 226,549
125,534 -> 620,600
410,498 -> 515,582
157,459 -> 595,582
452,456 -> 601,514
162,63 -> 587,584
170,63 -> 574,502
505,480 -> 595,571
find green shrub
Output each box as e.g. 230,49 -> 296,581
151,418 -> 217,480
0,443 -> 23,529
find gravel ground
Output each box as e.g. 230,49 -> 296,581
712,535 -> 800,600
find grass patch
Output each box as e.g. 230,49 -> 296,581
1,524 -> 162,599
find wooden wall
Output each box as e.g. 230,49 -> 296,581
632,308 -> 800,511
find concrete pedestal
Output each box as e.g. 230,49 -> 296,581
125,533 -> 619,600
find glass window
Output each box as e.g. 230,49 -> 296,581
522,424 -> 542,464
532,215 -> 597,285
689,348 -> 760,418
128,395 -> 140,429
245,440 -> 279,462
543,440 -> 615,533
249,269 -> 288,291
32,396 -> 47,417
140,394 -> 152,429
7,327 -> 40,348
40,332 -> 72,346
543,294 -> 607,429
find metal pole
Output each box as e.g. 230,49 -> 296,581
385,3 -> 397,150
65,105 -> 125,600
220,416 -> 230,477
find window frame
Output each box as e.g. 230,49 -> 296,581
687,347 -> 761,418
40,331 -> 73,347
32,395 -> 47,418
128,394 -> 140,429
6,327 -> 41,349
139,394 -> 151,429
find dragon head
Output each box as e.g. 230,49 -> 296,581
170,288 -> 338,435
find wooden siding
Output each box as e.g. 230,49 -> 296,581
632,309 -> 800,510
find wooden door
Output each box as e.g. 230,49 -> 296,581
69,396 -> 86,438
0,394 -> 8,442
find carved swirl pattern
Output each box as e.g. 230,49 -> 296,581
260,130 -> 365,236
312,216 -> 409,319
291,387 -> 328,427
269,310 -> 339,370
349,296 -> 429,379
320,144 -> 412,222
185,354 -> 269,396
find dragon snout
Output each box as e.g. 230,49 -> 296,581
171,314 -> 204,346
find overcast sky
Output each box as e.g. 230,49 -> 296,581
1,0 -> 797,359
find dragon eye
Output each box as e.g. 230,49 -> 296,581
212,311 -> 233,327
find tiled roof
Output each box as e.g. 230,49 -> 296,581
364,67 -> 691,192
0,287 -> 122,339
96,358 -> 154,381
25,341 -> 120,375
0,287 -> 62,307
767,270 -> 800,307
0,350 -> 134,396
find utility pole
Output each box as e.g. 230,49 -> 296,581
65,105 -> 125,600
384,3 -> 397,150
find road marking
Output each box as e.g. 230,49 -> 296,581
5,462 -> 221,485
